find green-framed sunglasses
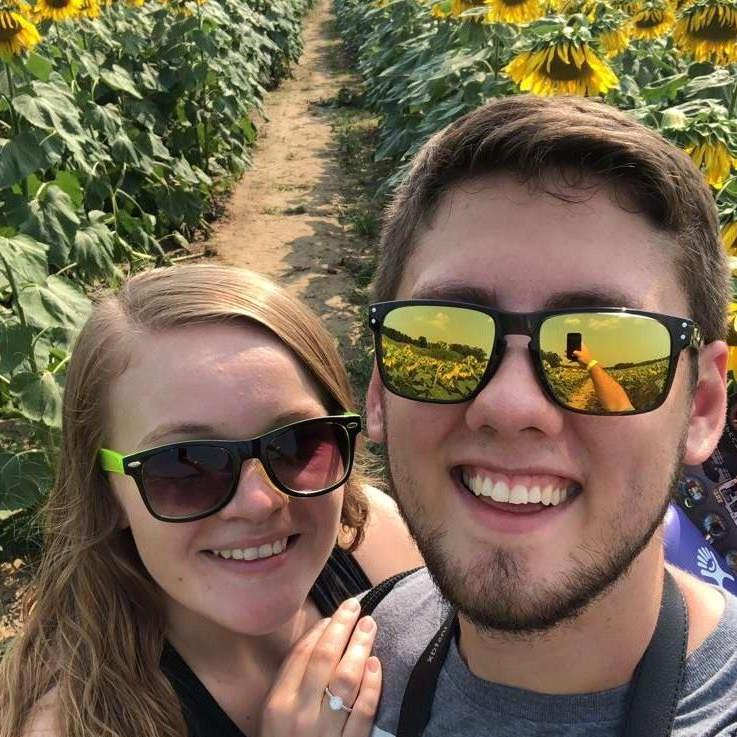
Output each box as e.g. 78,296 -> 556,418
99,414 -> 362,522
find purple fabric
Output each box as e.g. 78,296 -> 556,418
664,505 -> 737,595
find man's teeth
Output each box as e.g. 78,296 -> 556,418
462,473 -> 572,506
210,538 -> 288,560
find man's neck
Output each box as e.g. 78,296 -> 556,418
457,542 -> 666,694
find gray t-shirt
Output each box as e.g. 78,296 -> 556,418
369,569 -> 737,737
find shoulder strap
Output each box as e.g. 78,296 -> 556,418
360,567 -> 424,616
622,569 -> 689,737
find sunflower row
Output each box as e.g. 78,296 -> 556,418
0,0 -> 313,519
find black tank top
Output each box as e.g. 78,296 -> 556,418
160,548 -> 372,737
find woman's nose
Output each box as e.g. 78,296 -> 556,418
216,459 -> 288,523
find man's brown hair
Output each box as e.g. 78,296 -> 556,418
373,94 -> 730,343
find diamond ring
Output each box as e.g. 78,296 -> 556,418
324,685 -> 353,713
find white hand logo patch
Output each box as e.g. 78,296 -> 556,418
696,546 -> 735,588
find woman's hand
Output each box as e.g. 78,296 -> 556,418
261,598 -> 381,737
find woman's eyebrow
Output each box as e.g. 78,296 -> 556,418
138,423 -> 217,448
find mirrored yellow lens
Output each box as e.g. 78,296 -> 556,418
380,305 -> 494,401
539,313 -> 671,413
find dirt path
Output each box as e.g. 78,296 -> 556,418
208,0 -> 365,362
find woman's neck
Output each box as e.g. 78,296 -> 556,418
164,596 -> 324,681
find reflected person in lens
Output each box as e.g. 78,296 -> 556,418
0,265 -> 421,737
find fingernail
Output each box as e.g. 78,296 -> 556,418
367,657 -> 380,673
343,598 -> 360,612
358,616 -> 375,633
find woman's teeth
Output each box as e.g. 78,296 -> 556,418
462,472 -> 575,507
210,538 -> 288,560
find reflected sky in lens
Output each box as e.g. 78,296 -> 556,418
540,313 -> 670,367
384,305 -> 494,351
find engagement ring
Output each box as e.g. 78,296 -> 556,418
324,686 -> 352,713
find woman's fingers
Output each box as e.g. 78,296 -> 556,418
299,598 -> 363,699
326,614 -> 377,711
342,656 -> 382,737
261,618 -> 331,734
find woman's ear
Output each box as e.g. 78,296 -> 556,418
366,364 -> 386,444
683,341 -> 728,466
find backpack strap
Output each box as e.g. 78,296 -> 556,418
360,567 -> 424,616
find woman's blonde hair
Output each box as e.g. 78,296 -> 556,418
0,264 -> 369,737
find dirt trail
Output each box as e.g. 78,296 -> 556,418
209,0 -> 365,361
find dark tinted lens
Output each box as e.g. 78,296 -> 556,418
142,445 -> 234,519
379,305 -> 494,402
266,422 -> 350,494
539,312 -> 672,413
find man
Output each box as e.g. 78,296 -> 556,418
364,95 -> 737,736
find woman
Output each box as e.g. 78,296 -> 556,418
0,264 -> 421,737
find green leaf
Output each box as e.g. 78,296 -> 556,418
21,185 -> 80,268
0,233 -> 49,286
72,211 -> 120,281
12,82 -> 85,145
24,53 -> 54,82
16,274 -> 91,331
641,73 -> 688,103
9,370 -> 63,428
51,171 -> 83,210
0,131 -> 53,191
0,450 -> 51,511
0,322 -> 34,377
99,65 -> 143,100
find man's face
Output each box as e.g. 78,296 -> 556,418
367,174 -> 724,633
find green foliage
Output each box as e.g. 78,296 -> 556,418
0,0 -> 314,550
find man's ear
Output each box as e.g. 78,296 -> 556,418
683,340 -> 729,466
366,363 -> 386,443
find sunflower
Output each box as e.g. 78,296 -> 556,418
628,0 -> 675,38
599,26 -> 631,54
0,9 -> 39,58
485,0 -> 545,23
722,219 -> 737,255
79,0 -> 99,17
673,0 -> 737,64
686,139 -> 737,188
34,0 -> 83,22
505,39 -> 619,96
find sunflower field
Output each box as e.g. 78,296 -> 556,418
0,0 -> 313,551
334,0 -> 737,247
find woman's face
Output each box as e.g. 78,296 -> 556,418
106,323 -> 344,636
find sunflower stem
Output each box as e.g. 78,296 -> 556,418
730,67 -> 737,118
492,28 -> 500,80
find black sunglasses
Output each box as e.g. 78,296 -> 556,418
99,414 -> 362,522
369,300 -> 703,416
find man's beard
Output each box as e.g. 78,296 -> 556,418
384,433 -> 685,636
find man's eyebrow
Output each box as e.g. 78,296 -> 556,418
541,290 -> 643,310
410,282 -> 498,305
410,283 -> 641,310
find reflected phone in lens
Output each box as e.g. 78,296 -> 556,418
566,333 -> 582,361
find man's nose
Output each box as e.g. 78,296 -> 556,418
216,459 -> 288,523
464,338 -> 565,437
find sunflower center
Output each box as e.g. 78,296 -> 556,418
0,13 -> 21,39
690,13 -> 737,40
636,11 -> 665,28
48,0 -> 72,8
548,53 -> 591,80
501,0 -> 530,6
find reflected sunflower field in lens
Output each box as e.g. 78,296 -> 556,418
382,337 -> 487,401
